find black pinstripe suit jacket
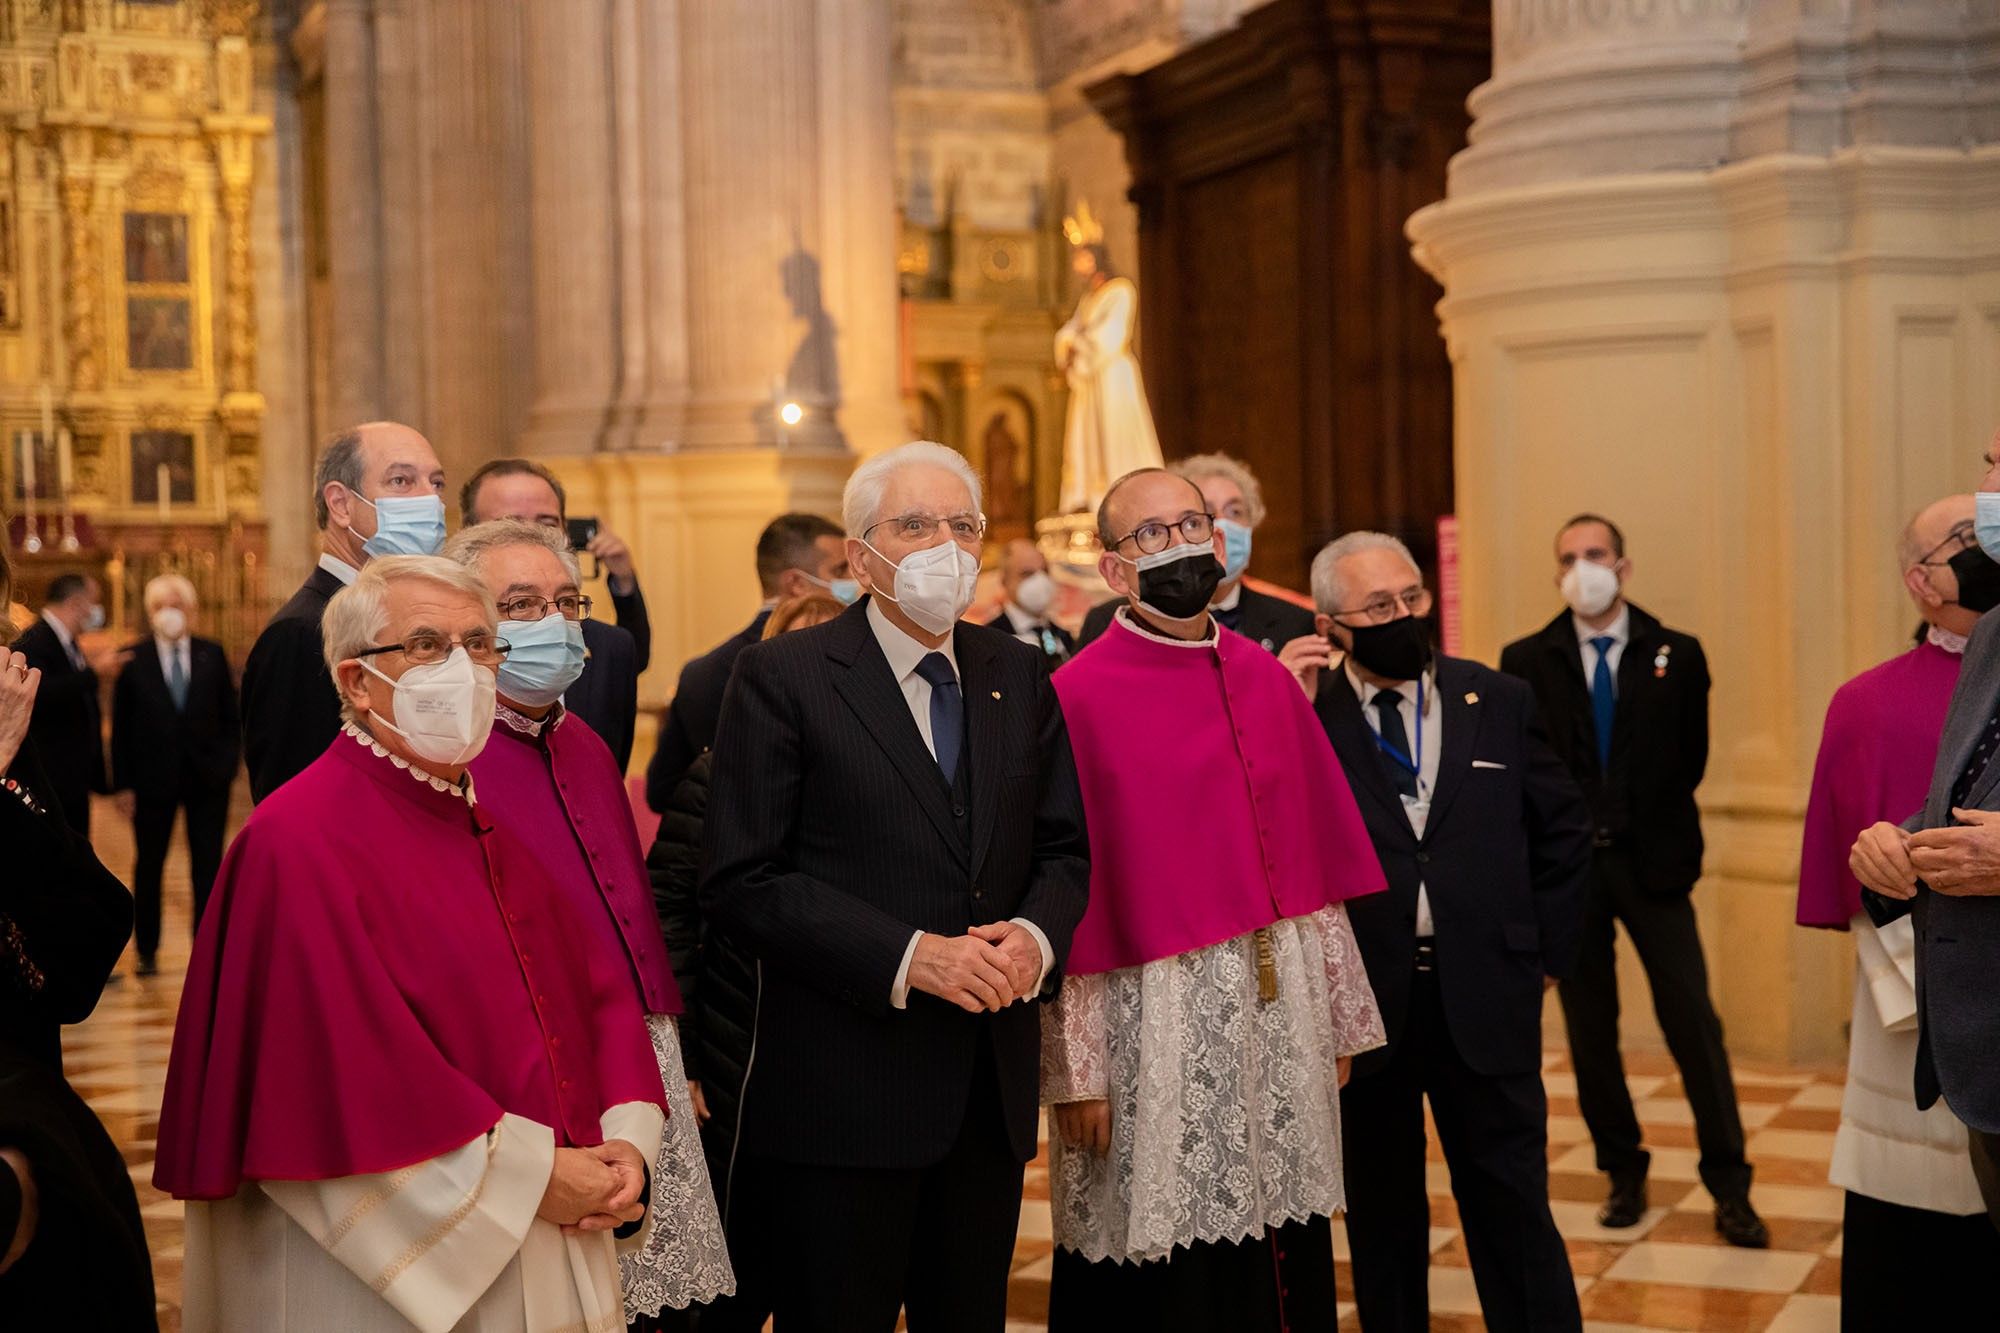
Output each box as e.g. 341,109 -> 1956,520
699,598 -> 1090,1168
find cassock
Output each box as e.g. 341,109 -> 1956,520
1796,628 -> 1998,1322
471,702 -> 733,1318
155,724 -> 668,1333
1041,609 -> 1388,1332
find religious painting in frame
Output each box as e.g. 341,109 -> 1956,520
126,296 -> 193,371
124,212 -> 190,284
130,430 -> 197,505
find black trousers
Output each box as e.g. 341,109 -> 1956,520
1840,1188 -> 2000,1329
732,1048 -> 1024,1332
1341,961 -> 1579,1333
131,782 -> 229,960
1558,847 -> 1751,1200
1048,1213 -> 1337,1333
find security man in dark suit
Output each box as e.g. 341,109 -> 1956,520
13,573 -> 122,838
241,421 -> 446,802
1075,452 -> 1315,656
1499,513 -> 1766,1247
983,538 -> 1074,663
458,457 -> 652,772
1305,530 -> 1591,1333
644,511 -> 851,811
109,574 -> 239,975
701,442 -> 1089,1331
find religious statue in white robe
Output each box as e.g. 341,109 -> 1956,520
1055,202 -> 1164,513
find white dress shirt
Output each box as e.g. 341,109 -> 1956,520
319,551 -> 361,586
999,601 -> 1048,649
865,599 -> 1054,1008
156,634 -> 192,689
1574,603 -> 1630,690
1346,659 -> 1443,936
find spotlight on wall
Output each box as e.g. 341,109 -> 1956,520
779,401 -> 805,427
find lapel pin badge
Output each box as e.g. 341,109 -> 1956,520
991,690 -> 1002,700
1654,643 -> 1671,678
1464,691 -> 1478,705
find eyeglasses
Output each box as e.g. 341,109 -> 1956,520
1109,511 -> 1214,556
355,630 -> 511,667
1917,521 -> 1977,567
864,512 -> 987,544
1331,586 -> 1432,625
495,593 -> 593,622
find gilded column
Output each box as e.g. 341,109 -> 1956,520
57,137 -> 101,392
322,0 -> 384,426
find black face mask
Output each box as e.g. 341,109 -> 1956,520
1127,544 -> 1223,622
1947,546 -> 2000,615
1342,614 -> 1433,681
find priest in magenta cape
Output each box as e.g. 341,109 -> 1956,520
1796,494 -> 1998,1324
449,520 -> 734,1320
1040,469 -> 1387,1333
155,556 -> 667,1333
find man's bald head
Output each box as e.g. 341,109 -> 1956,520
1899,494 -> 1976,572
1096,468 -> 1208,551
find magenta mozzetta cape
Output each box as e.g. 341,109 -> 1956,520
154,732 -> 666,1200
1054,613 -> 1387,975
1797,639 -> 1962,929
472,707 -> 682,1015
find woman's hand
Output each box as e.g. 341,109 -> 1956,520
0,651 -> 40,776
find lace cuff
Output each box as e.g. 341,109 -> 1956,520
1318,904 -> 1386,1059
1041,967 -> 1110,1103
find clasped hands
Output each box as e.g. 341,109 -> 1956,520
536,1138 -> 647,1236
909,923 -> 1042,1013
1850,810 -> 2000,900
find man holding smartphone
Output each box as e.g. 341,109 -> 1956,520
460,458 -> 652,771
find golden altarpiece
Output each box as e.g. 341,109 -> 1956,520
1,0 -> 271,651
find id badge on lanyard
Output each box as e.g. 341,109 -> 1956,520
1373,677 -> 1431,823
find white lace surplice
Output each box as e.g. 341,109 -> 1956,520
622,1014 -> 737,1317
1041,903 -> 1385,1264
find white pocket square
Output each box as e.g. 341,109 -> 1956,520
1472,760 -> 1508,770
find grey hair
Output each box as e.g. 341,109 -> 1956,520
313,427 -> 366,530
143,573 -> 198,614
442,519 -> 583,588
1310,531 -> 1420,613
321,555 -> 497,723
841,441 -> 983,538
1172,452 -> 1267,528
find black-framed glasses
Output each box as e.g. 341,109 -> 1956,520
1332,586 -> 1432,625
1109,511 -> 1214,556
495,594 -> 594,622
863,512 -> 987,544
355,630 -> 511,667
1917,520 -> 1977,567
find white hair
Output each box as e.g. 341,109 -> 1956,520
841,441 -> 983,538
1310,531 -> 1421,613
322,556 -> 497,722
143,573 -> 198,615
1172,452 -> 1267,528
442,519 -> 583,587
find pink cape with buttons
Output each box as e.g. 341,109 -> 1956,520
1053,613 -> 1387,976
153,734 -> 665,1200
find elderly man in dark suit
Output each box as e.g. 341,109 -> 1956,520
645,511 -> 850,811
1499,513 -> 1765,1247
109,574 -> 240,976
1301,530 -> 1592,1333
12,573 -> 123,837
983,538 -> 1074,663
240,421 -> 445,801
458,457 -> 651,772
1852,454 -> 2000,1226
701,441 -> 1090,1331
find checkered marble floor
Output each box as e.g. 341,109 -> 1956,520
70,793 -> 1847,1332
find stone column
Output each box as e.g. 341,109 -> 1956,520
371,0 -> 428,427
322,0 -> 384,427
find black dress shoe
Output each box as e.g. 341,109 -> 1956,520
1597,1177 -> 1647,1228
1714,1196 -> 1770,1248
135,956 -> 158,977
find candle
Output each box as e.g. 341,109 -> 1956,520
57,427 -> 72,495
157,462 -> 172,521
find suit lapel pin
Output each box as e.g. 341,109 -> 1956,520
991,690 -> 1002,700
1654,642 -> 1671,678
1464,691 -> 1479,705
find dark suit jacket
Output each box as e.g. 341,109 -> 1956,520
1316,656 -> 1592,1078
699,600 -> 1090,1169
1499,603 -> 1710,894
110,637 -> 240,797
982,607 -> 1076,661
645,610 -> 771,813
567,619 -> 639,775
610,581 -> 650,675
1076,585 -> 1316,654
12,619 -> 106,820
241,566 -> 345,803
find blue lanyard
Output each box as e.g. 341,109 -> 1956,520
1371,677 -> 1425,786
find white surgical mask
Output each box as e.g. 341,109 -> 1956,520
863,536 -> 979,637
361,646 -> 496,769
151,607 -> 188,641
1560,559 -> 1621,618
1013,570 -> 1056,619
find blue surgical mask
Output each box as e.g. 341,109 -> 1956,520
1217,518 -> 1253,583
84,604 -> 107,632
353,490 -> 446,558
1977,493 -> 2000,561
494,612 -> 587,708
804,572 -> 862,606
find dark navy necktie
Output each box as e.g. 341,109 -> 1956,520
916,652 -> 963,780
1369,690 -> 1419,800
167,649 -> 189,712
1951,709 -> 2000,809
1590,635 -> 1617,771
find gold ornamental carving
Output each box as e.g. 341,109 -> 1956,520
219,173 -> 254,392
58,172 -> 101,389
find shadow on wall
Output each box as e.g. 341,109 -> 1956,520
754,246 -> 840,450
